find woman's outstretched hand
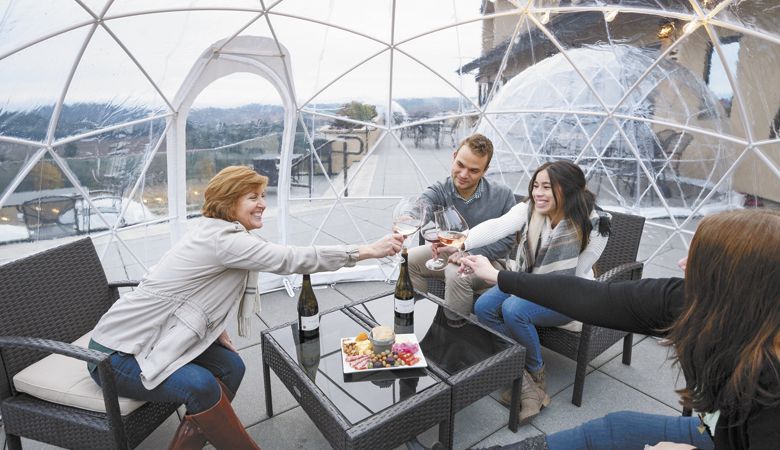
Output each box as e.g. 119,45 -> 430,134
358,233 -> 405,260
459,254 -> 499,285
677,256 -> 687,273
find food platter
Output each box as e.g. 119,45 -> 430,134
341,333 -> 428,374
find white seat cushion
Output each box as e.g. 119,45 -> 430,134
12,331 -> 146,415
556,320 -> 583,333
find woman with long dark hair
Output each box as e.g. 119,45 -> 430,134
462,209 -> 780,449
457,160 -> 610,423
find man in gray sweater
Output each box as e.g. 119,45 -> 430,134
409,133 -> 516,321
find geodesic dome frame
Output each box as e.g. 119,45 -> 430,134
1,0 -> 778,283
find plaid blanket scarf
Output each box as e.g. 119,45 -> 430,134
515,207 -> 603,275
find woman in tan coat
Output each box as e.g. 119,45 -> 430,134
88,166 -> 403,449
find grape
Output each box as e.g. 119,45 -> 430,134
373,361 -> 383,369
386,357 -> 394,364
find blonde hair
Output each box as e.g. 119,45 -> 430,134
202,165 -> 268,221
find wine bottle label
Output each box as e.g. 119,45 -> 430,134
300,314 -> 320,331
394,297 -> 414,314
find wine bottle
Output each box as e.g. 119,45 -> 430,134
394,247 -> 415,321
394,314 -> 414,335
296,335 -> 321,382
297,274 -> 319,339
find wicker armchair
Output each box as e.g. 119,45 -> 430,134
535,211 -> 646,406
0,238 -> 179,449
425,210 -> 646,407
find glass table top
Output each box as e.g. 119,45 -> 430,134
267,307 -> 441,425
349,293 -> 516,376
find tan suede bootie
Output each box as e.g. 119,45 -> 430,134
499,366 -> 550,424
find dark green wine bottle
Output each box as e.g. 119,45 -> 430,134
297,274 -> 319,339
394,247 -> 415,321
296,335 -> 321,382
394,313 -> 414,335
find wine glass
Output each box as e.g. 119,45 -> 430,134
421,220 -> 446,271
390,196 -> 427,264
435,206 -> 472,276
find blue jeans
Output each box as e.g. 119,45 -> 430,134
474,285 -> 572,372
545,411 -> 714,450
90,342 -> 245,414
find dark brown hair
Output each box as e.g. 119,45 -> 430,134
457,133 -> 494,167
528,160 -> 606,252
202,165 -> 268,222
667,209 -> 780,422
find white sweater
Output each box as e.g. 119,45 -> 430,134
464,202 -> 608,279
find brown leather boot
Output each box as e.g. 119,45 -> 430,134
216,378 -> 236,402
189,388 -> 261,450
167,416 -> 207,450
167,378 -> 237,450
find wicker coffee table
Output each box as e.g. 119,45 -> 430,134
262,305 -> 451,450
348,290 -> 526,448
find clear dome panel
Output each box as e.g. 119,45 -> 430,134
298,53 -> 391,126
482,112 -> 606,190
247,14 -> 390,111
298,120 -> 385,196
0,1 -> 94,57
394,0 -> 487,43
733,141 -> 780,210
462,15 -> 539,109
394,20 -> 484,121
394,115 -> 474,153
2,156 -> 85,244
55,27 -> 171,139
289,113 -> 344,201
0,26 -> 92,142
51,118 -> 166,232
0,143 -> 40,199
92,221 -> 174,281
285,197 -> 394,249
595,22 -> 736,138
386,129 -> 460,192
107,0 -> 263,16
579,120 -> 737,214
79,0 -> 110,15
271,0 -> 393,43
130,148 -> 168,222
368,130 -> 441,196
710,0 -> 780,42
709,26 -> 780,144
106,9 -> 261,104
391,51 -> 478,127
531,10 -> 611,60
534,0 -> 695,15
